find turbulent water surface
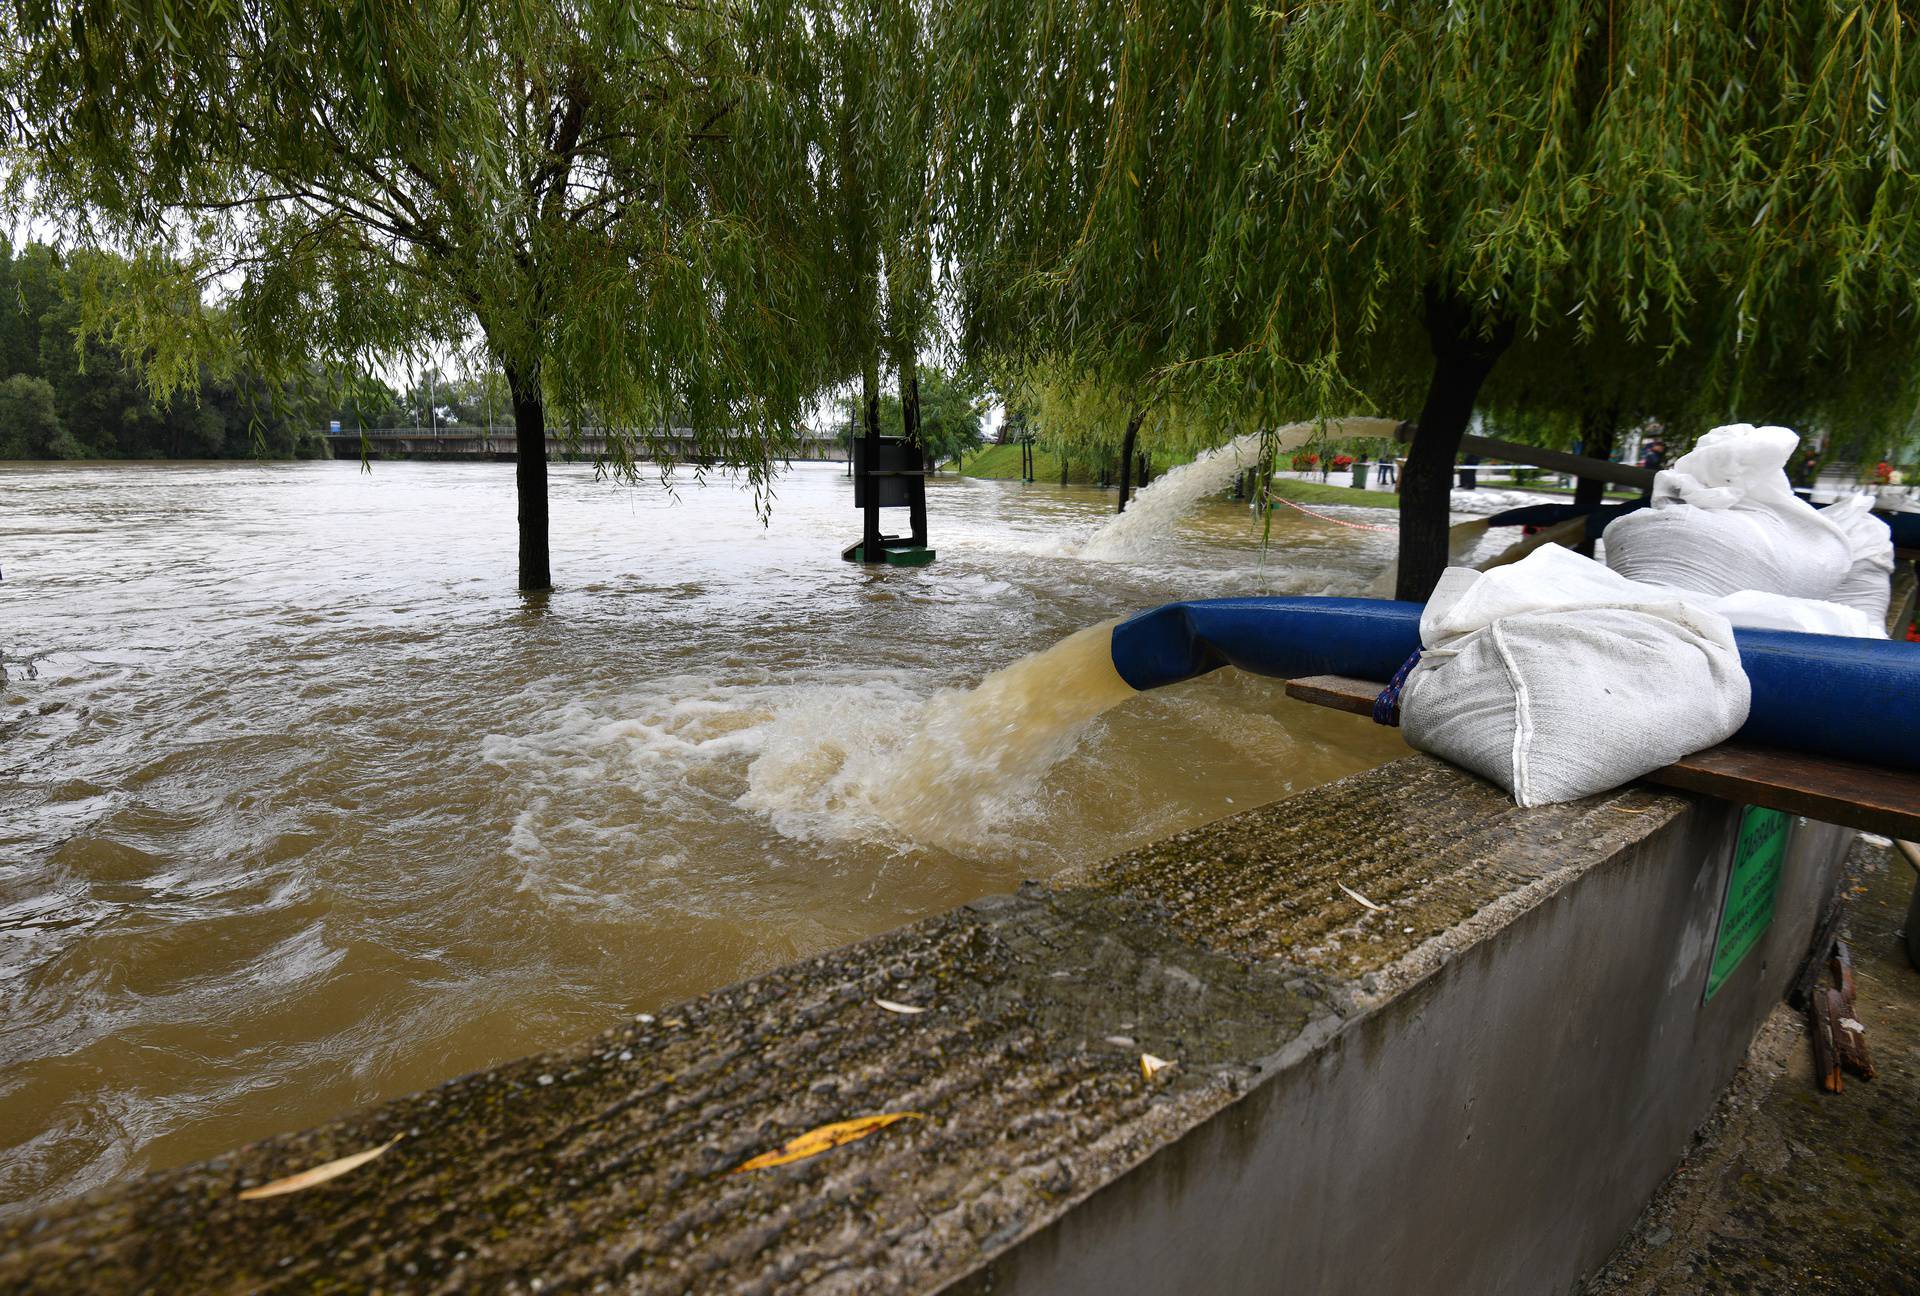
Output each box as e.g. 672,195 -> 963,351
0,458 -> 1408,1215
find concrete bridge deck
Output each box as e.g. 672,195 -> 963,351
0,755 -> 1851,1294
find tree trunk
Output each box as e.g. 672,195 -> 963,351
899,353 -> 927,546
861,359 -> 884,561
506,363 -> 551,592
1060,453 -> 1069,487
1137,452 -> 1150,489
1395,290 -> 1514,602
1115,409 -> 1143,513
1572,405 -> 1619,557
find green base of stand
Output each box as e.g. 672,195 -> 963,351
841,542 -> 936,567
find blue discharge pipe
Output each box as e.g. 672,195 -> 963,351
1483,499 -> 1645,540
1888,510 -> 1920,551
1109,597 -> 1920,771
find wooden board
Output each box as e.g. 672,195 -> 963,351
1285,674 -> 1920,840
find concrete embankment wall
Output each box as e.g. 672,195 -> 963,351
0,757 -> 1847,1295
968,777 -> 1847,1294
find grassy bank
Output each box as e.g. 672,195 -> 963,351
1269,476 -> 1402,510
951,447 -> 1408,509
946,442 -> 1176,486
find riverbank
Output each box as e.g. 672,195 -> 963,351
950,445 -> 1408,510
946,442 -> 1174,485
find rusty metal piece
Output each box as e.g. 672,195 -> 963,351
1810,987 -> 1845,1094
1792,909 -> 1847,1012
1833,1008 -> 1877,1081
1830,939 -> 1857,1007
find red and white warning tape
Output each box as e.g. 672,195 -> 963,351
1270,493 -> 1398,534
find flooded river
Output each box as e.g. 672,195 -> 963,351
0,458 -> 1407,1215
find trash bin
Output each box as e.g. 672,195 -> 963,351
1351,461 -> 1370,490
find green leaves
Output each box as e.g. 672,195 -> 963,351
936,0 -> 1920,437
1,0 -> 846,485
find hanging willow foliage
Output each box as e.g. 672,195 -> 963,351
0,0 -> 847,589
936,0 -> 1920,594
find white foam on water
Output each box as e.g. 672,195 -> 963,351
480,621 -> 1145,887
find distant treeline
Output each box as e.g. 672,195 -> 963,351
0,239 -> 329,461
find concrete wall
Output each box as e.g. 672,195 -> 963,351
960,803 -> 1848,1296
0,759 -> 1849,1295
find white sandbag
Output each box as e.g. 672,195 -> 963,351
1602,424 -> 1852,599
1818,493 -> 1894,624
1686,588 -> 1885,639
1399,547 -> 1750,807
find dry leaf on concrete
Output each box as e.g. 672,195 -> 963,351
237,1137 -> 403,1201
731,1113 -> 923,1173
874,998 -> 927,1015
1337,882 -> 1385,912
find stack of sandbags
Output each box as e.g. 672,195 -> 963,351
1399,546 -> 1751,807
1603,423 -> 1891,636
1818,493 -> 1896,625
1603,424 -> 1854,599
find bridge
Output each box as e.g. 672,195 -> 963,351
321,426 -> 851,463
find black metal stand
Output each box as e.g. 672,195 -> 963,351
844,434 -> 934,566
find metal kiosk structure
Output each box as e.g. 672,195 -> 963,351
842,432 -> 935,567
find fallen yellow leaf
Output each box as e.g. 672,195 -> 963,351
1140,1053 -> 1173,1080
237,1136 -> 403,1201
730,1113 -> 922,1173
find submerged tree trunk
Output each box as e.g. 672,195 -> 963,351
1572,404 -> 1619,557
861,358 -> 883,561
899,352 -> 927,546
1115,409 -> 1143,513
1395,290 -> 1513,602
506,363 -> 551,592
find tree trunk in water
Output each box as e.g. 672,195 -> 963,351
506,364 -> 551,592
861,360 -> 883,561
1572,405 -> 1618,557
1115,410 -> 1143,513
1060,453 -> 1069,487
1138,452 -> 1150,489
899,353 -> 927,546
1395,291 -> 1513,602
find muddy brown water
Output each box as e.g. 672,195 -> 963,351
0,459 -> 1408,1215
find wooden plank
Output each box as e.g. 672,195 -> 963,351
1645,744 -> 1920,841
1284,675 -> 1378,718
1455,432 -> 1658,490
1284,674 -> 1920,839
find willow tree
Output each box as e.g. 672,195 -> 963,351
0,0 -> 835,589
939,0 -> 1920,599
813,0 -> 942,539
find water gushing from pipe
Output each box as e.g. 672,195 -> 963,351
1074,418 -> 1400,561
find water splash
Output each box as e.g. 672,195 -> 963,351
1074,417 -> 1400,561
858,620 -> 1137,850
735,620 -> 1136,854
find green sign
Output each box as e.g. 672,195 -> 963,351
1704,806 -> 1793,1002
